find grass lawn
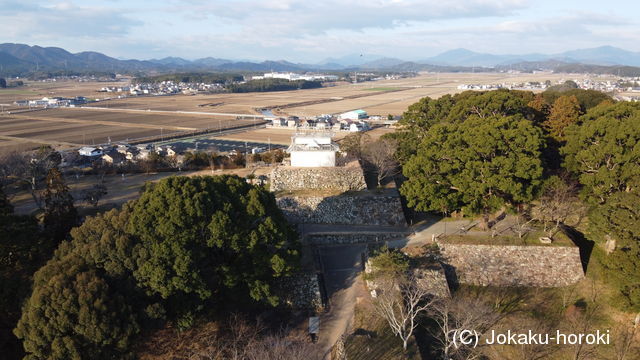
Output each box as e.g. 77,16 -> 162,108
441,229 -> 575,247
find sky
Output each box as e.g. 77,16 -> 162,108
1,0 -> 639,63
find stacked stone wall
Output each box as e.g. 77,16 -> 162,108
270,165 -> 366,192
439,244 -> 584,287
305,232 -> 405,246
279,273 -> 323,311
277,194 -> 406,226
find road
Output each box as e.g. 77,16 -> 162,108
317,244 -> 367,360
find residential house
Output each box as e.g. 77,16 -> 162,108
78,147 -> 103,157
101,151 -> 127,165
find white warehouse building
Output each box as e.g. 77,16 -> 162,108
338,109 -> 368,120
287,133 -> 339,167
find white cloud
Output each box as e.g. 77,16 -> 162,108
0,1 -> 141,39
176,0 -> 528,35
1,0 -> 639,62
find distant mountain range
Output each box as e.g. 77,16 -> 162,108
1,43 -> 639,77
413,46 -> 640,68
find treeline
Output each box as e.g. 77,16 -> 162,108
0,78 -> 25,88
555,63 -> 640,77
134,72 -> 244,84
26,70 -> 117,80
385,88 -> 640,310
228,78 -> 322,93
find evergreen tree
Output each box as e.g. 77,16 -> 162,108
14,256 -> 139,360
15,173 -> 302,359
43,168 -> 77,244
127,176 -> 299,316
401,114 -> 545,228
445,89 -> 533,123
562,102 -> 640,204
588,188 -> 640,310
562,102 -> 640,309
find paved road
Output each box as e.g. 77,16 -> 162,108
317,244 -> 367,359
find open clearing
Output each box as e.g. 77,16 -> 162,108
0,72 -> 611,153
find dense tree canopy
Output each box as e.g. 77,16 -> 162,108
385,90 -> 538,164
385,88 -> 607,167
15,175 -> 300,359
562,102 -> 640,204
400,114 -> 545,222
445,89 -> 533,123
588,188 -> 640,310
542,88 -> 611,112
127,176 -> 299,311
562,101 -> 640,309
14,256 -> 139,360
228,78 -> 321,93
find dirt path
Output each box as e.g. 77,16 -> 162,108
317,244 -> 367,359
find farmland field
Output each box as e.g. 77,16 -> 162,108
77,72 -> 609,118
0,72 -> 616,153
0,79 -> 129,104
0,108 -> 259,152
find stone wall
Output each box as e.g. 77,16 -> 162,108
305,232 -> 405,246
279,273 -> 323,311
270,164 -> 366,192
439,244 -> 584,287
365,260 -> 451,299
277,194 -> 406,226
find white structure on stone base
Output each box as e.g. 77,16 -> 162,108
287,133 -> 339,167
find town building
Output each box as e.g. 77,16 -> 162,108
338,109 -> 368,120
78,147 -> 103,157
287,133 -> 339,167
